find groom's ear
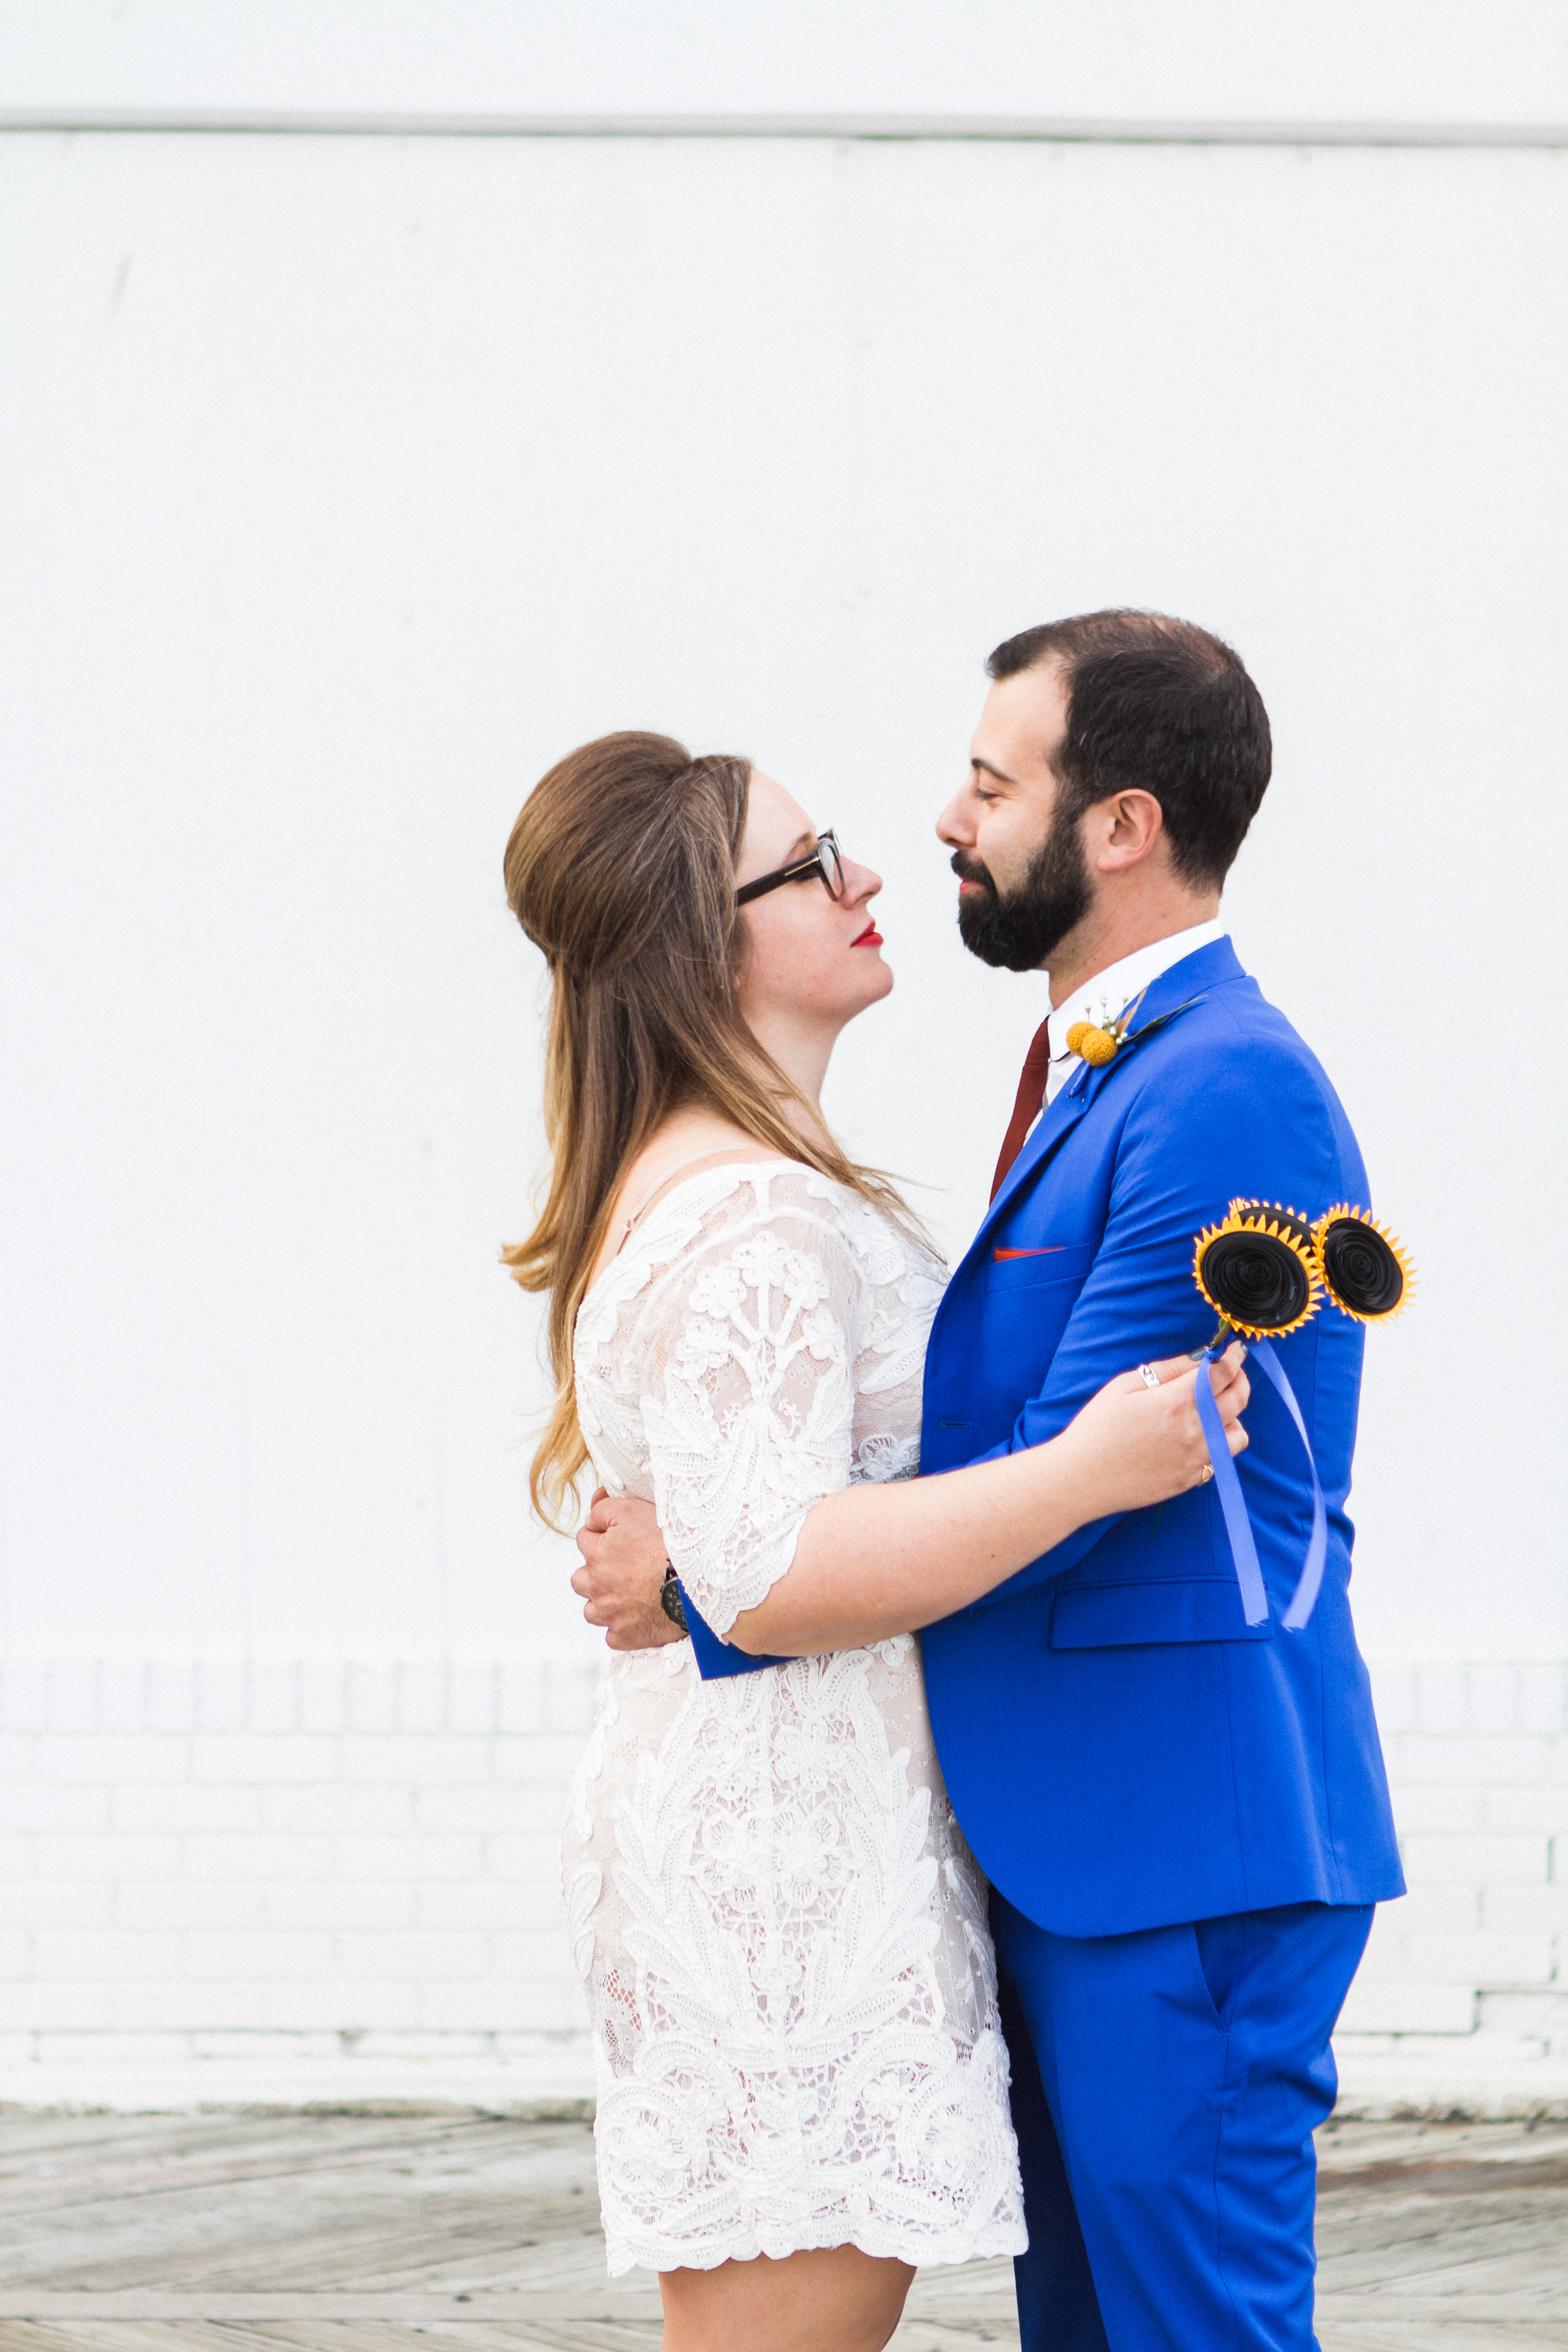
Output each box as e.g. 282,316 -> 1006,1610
1091,790 -> 1165,873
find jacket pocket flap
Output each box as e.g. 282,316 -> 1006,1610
1049,1577 -> 1273,1648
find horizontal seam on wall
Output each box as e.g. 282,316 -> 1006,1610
0,112 -> 1564,148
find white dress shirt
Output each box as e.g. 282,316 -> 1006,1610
1041,919 -> 1227,1107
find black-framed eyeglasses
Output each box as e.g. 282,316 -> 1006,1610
735,829 -> 845,908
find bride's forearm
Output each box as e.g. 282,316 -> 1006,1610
729,1429 -> 1101,1655
713,1352 -> 1236,1656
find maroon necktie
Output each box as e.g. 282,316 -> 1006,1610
990,1017 -> 1056,1200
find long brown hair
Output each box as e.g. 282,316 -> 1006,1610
502,730 -> 913,1525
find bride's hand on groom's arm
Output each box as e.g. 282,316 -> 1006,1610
573,1487 -> 681,1650
730,1342 -> 1252,1656
569,1348 -> 1251,1660
1056,1342 -> 1249,1515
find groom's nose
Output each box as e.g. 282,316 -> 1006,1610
936,786 -> 974,847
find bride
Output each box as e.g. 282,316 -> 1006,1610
502,731 -> 1248,2352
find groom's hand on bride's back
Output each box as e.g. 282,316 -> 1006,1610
573,1488 -> 682,1649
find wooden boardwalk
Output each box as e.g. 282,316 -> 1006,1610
0,2109 -> 1564,2348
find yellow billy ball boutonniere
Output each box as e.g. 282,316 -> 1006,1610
1311,1206 -> 1415,1323
1192,1200 -> 1323,1340
1063,985 -> 1199,1086
1066,1017 -> 1121,1069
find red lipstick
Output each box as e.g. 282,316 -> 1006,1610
852,922 -> 883,947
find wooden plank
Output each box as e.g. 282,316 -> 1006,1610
1,2115 -> 1565,2348
1319,2331 -> 1568,2351
0,2296 -> 662,2318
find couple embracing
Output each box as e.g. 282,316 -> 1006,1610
502,609 -> 1404,2352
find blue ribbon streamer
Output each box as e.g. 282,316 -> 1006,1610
1249,1338 -> 1328,1629
1196,1353 -> 1269,1626
1199,1337 -> 1328,1632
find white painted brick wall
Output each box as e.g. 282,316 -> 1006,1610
1,1657 -> 1564,2111
1337,1661 -> 1568,2111
0,1660 -> 602,2107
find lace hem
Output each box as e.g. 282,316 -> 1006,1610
602,2209 -> 1029,2277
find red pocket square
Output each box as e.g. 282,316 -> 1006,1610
992,1244 -> 1067,1261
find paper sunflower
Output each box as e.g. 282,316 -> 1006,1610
1193,1200 -> 1323,1339
1311,1206 -> 1414,1323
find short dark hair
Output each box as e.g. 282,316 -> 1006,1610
987,610 -> 1271,889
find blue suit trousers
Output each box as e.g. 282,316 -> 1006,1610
991,1891 -> 1374,2352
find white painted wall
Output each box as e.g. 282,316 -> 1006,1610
0,1659 -> 1562,2112
1,6 -> 1565,2102
4,0 -> 1566,127
0,1658 -> 599,2106
6,123 -> 1565,1668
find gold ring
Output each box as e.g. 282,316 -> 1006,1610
1200,1463 -> 1214,1482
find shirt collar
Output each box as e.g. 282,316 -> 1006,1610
1046,919 -> 1227,1064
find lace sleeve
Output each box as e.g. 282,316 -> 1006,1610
637,1180 -> 866,1638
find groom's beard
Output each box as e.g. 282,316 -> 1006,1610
952,808 -> 1093,972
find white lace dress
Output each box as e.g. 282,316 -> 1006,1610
561,1160 -> 1026,2277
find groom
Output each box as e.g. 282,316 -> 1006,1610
573,609 -> 1404,2351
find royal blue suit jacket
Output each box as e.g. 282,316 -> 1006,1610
917,937 -> 1404,1937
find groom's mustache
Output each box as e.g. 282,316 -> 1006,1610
950,851 -> 998,895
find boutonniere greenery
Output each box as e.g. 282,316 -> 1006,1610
1066,985 -> 1151,1070
1064,988 -> 1203,1086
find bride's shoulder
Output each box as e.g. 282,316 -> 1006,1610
667,1158 -> 864,1254
593,1154 -> 940,1302
579,1163 -> 943,1365
765,1167 -> 946,1290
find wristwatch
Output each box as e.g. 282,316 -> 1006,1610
659,1563 -> 688,1634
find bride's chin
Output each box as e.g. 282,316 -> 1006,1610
854,958 -> 894,1005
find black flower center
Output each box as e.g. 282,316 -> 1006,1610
1200,1229 -> 1313,1331
1318,1219 -> 1404,1318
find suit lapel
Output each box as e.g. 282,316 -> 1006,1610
1125,933 -> 1242,1018
969,936 -> 1247,1259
